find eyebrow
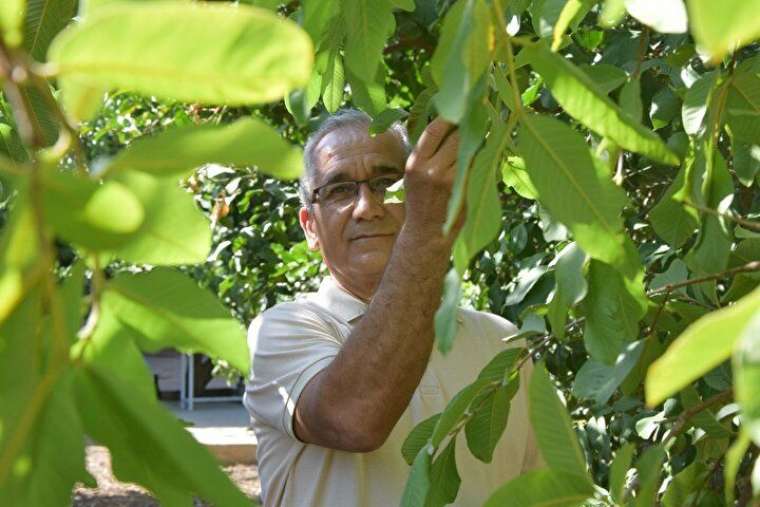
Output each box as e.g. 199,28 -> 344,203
319,165 -> 403,187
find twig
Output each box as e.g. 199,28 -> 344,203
644,287 -> 671,336
683,200 -> 760,232
648,261 -> 760,296
666,389 -> 733,442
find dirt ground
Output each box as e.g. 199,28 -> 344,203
72,445 -> 261,506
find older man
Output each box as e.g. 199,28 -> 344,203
243,110 -> 539,506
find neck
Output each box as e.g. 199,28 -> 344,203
331,273 -> 380,303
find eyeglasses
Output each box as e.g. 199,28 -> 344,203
310,174 -> 403,206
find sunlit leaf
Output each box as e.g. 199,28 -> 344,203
0,0 -> 24,46
572,340 -> 644,405
646,285 -> 760,406
687,0 -> 760,62
624,0 -> 687,33
50,2 -> 313,106
22,0 -> 76,61
484,469 -> 593,507
522,43 -> 680,165
682,70 -> 719,136
108,118 -> 302,179
734,313 -> 760,445
726,57 -> 760,145
400,448 -> 431,507
343,0 -> 394,86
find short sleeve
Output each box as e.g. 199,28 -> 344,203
243,301 -> 342,440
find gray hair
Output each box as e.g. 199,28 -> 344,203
298,108 -> 411,207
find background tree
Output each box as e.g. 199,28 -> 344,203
0,0 -> 759,506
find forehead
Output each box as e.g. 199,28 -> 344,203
312,125 -> 407,180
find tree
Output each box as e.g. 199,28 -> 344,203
0,0 -> 759,506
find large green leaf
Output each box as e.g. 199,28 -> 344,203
734,313 -> 760,445
624,0 -> 687,33
572,340 -> 644,405
646,285 -> 760,406
343,0 -> 394,86
726,57 -> 760,145
464,380 -> 516,463
547,242 -> 588,339
633,446 -> 666,507
583,260 -> 647,364
73,362 -> 249,506
529,363 -> 590,479
430,0 -> 491,122
401,448 -> 432,507
434,268 -> 462,355
0,189 -> 42,326
0,0 -> 24,46
41,170 -> 145,250
22,0 -> 76,61
49,2 -> 313,106
687,0 -> 760,62
430,378 -> 492,447
608,443 -> 634,504
522,43 -> 679,166
317,18 -> 346,114
108,118 -> 302,179
101,268 -> 249,373
682,70 -> 719,136
724,431 -> 751,505
402,414 -> 441,466
453,120 -> 509,274
109,171 -> 211,265
517,113 -> 638,276
426,438 -> 461,507
649,162 -> 699,248
483,469 -> 594,507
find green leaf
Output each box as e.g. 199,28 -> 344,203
343,0 -> 394,85
572,340 -> 644,405
551,0 -> 586,51
426,438 -> 461,507
579,63 -> 627,95
109,171 -> 211,265
726,57 -> 760,145
477,347 -> 524,382
484,469 -> 594,507
517,113 -> 638,276
649,161 -> 699,248
369,108 -> 408,135
608,443 -> 634,504
582,260 -> 647,364
633,446 -> 666,507
346,65 -> 387,116
284,67 -> 322,126
522,43 -> 680,165
663,461 -> 707,507
73,363 -> 249,506
434,268 -> 462,355
734,313 -> 760,445
501,156 -> 538,200
531,0 -> 571,38
431,0 -> 491,122
22,0 -> 76,61
402,414 -> 441,466
41,170 -> 145,250
529,363 -> 590,479
682,70 -> 719,136
624,0 -> 687,33
649,87 -> 681,130
102,268 -> 250,373
687,0 -> 760,62
733,142 -> 760,187
453,120 -> 509,274
0,189 -> 42,325
0,123 -> 28,165
400,448 -> 432,507
465,381 -> 515,463
646,285 -> 760,406
108,118 -> 302,179
431,378 -> 492,447
321,48 -> 345,113
547,242 -> 588,339
724,431 -> 751,505
619,78 -> 643,123
0,0 -> 24,46
599,0 -> 626,27
680,385 -> 733,439
49,2 -> 313,106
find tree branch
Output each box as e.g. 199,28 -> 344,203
648,261 -> 760,296
666,389 -> 734,442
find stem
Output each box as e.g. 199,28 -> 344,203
648,261 -> 760,296
683,200 -> 760,232
491,0 -> 524,118
666,389 -> 733,442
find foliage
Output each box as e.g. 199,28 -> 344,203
1,0 -> 759,506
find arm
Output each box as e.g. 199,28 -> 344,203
293,119 -> 461,452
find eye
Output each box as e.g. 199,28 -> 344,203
371,176 -> 401,192
322,182 -> 356,201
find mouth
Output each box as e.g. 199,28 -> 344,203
351,233 -> 395,241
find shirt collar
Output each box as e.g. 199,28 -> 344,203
314,277 -> 368,323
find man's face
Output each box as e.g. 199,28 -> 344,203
299,125 -> 407,292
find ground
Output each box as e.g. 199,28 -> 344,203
71,445 -> 262,506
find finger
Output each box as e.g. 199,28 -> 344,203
412,117 -> 456,162
429,129 -> 460,172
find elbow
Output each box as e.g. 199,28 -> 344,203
340,427 -> 388,453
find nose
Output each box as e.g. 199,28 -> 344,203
352,182 -> 385,221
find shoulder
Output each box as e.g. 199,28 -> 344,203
459,308 -> 518,341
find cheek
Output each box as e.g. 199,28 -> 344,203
388,203 -> 405,226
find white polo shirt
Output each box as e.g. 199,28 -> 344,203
243,277 -> 541,507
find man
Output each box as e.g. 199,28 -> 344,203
243,110 -> 540,506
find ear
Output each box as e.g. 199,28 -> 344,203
299,207 -> 320,251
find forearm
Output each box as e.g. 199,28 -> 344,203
297,228 -> 451,450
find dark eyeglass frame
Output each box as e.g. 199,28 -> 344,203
310,174 -> 403,205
